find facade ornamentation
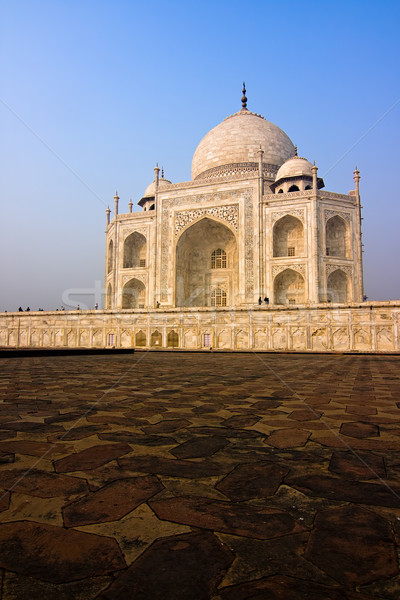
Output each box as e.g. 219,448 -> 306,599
272,263 -> 306,277
271,208 -> 305,224
325,264 -> 353,277
175,204 -> 239,237
324,209 -> 351,223
121,273 -> 146,285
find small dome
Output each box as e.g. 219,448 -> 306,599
275,154 -> 313,181
192,108 -> 294,181
144,176 -> 172,197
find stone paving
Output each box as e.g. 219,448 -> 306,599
0,351 -> 399,599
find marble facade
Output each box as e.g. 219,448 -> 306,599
1,88 -> 398,352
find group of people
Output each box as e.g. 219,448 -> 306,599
258,297 -> 270,305
16,303 -> 100,312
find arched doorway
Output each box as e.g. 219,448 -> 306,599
327,269 -> 349,303
122,279 -> 145,308
274,269 -> 305,304
273,215 -> 304,257
326,216 -> 348,257
123,232 -> 147,268
175,217 -> 237,307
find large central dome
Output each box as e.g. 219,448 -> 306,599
191,105 -> 295,181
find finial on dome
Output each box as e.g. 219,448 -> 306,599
161,168 -> 164,179
294,146 -> 298,157
241,82 -> 247,109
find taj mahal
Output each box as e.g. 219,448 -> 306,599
1,87 -> 399,352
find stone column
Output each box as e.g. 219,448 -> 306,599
153,165 -> 160,307
258,148 -> 264,300
310,164 -> 320,302
113,192 -> 119,309
354,168 -> 364,302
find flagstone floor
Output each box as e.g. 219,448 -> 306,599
0,351 -> 399,599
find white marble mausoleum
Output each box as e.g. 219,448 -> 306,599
1,87 -> 399,352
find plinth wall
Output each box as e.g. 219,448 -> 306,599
1,303 -> 399,353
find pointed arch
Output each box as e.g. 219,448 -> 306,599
175,217 -> 237,307
122,278 -> 146,309
326,216 -> 348,258
135,330 -> 146,347
273,215 -> 304,257
327,269 -> 349,303
150,330 -> 162,346
167,330 -> 179,347
211,248 -> 227,269
274,268 -> 305,305
107,239 -> 113,273
123,232 -> 147,268
106,283 -> 112,309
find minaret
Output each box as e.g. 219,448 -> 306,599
312,161 -> 318,194
311,162 -> 319,302
258,145 -> 264,300
354,166 -> 360,198
128,199 -> 133,213
114,191 -> 119,217
354,167 -> 364,301
106,206 -> 111,226
154,164 -> 160,190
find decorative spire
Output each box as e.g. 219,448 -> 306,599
154,163 -> 160,189
128,198 -> 133,213
294,145 -> 298,157
354,166 -> 360,195
161,168 -> 164,179
241,82 -> 247,109
114,191 -> 119,216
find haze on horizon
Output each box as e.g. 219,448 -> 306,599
1,0 -> 399,311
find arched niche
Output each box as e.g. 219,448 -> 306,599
107,239 -> 113,273
123,232 -> 147,268
326,216 -> 348,258
273,215 -> 304,257
106,283 -> 112,309
135,330 -> 146,347
150,330 -> 162,347
122,278 -> 145,309
167,330 -> 179,347
175,217 -> 237,307
274,268 -> 305,304
327,269 -> 349,303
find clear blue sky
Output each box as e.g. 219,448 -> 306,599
1,0 -> 399,310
